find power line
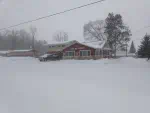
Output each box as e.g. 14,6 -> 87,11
134,26 -> 150,33
132,26 -> 150,41
0,0 -> 105,31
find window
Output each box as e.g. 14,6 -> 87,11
95,50 -> 99,56
107,50 -> 109,56
103,50 -> 106,56
103,50 -> 109,56
108,50 -> 110,55
62,45 -> 65,47
65,51 -> 75,57
80,50 -> 91,56
95,49 -> 102,56
100,50 -> 102,55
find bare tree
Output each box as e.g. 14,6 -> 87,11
0,28 -> 48,52
30,26 -> 37,50
84,20 -> 106,41
0,31 -> 12,50
7,30 -> 19,50
53,31 -> 68,42
19,29 -> 30,49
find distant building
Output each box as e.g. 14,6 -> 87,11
0,49 -> 38,57
47,40 -> 112,60
0,51 -> 8,57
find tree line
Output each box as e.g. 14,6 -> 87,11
0,26 -> 47,54
2,12 -> 149,59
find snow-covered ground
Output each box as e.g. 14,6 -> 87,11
0,57 -> 150,113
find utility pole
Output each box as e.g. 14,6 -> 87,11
32,35 -> 35,57
30,26 -> 37,57
32,35 -> 35,50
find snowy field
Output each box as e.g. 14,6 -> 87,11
0,57 -> 150,113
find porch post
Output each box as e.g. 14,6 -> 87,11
102,49 -> 103,58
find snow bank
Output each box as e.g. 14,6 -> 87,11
0,57 -> 150,113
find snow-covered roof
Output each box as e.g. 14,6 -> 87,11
47,40 -> 79,52
83,41 -> 105,49
0,51 -> 9,54
48,40 -> 78,45
0,49 -> 34,54
82,41 -> 111,50
47,40 -> 112,52
10,49 -> 33,52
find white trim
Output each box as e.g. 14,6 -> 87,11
79,50 -> 91,57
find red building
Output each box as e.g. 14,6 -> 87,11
63,42 -> 95,59
47,40 -> 112,60
5,49 -> 38,57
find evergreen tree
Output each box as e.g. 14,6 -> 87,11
129,41 -> 136,53
148,38 -> 150,60
105,13 -> 131,57
138,34 -> 150,58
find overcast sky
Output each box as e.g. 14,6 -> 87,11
0,0 -> 150,47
